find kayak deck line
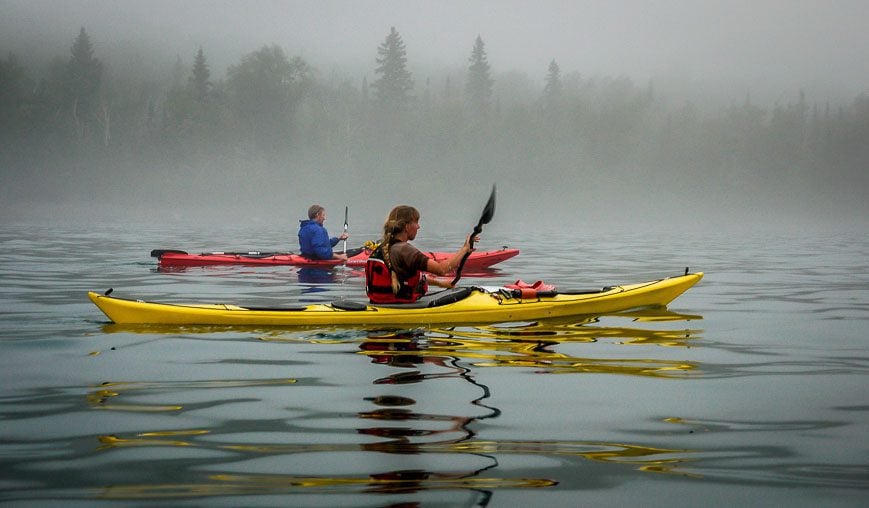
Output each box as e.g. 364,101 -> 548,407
88,272 -> 703,327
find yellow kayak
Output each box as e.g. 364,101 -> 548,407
88,272 -> 702,327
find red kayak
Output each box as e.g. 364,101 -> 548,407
151,247 -> 519,271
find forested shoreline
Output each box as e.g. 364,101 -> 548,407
1,27 -> 866,225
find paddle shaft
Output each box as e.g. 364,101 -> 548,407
343,206 -> 348,254
450,226 -> 481,285
451,185 -> 496,286
151,249 -> 290,258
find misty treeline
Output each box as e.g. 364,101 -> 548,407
1,26 -> 867,209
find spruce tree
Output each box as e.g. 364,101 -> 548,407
465,35 -> 494,116
541,59 -> 562,117
0,53 -> 30,158
0,54 -> 25,132
189,47 -> 210,104
372,27 -> 413,108
67,27 -> 103,142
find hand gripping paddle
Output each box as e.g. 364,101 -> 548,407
451,184 -> 496,286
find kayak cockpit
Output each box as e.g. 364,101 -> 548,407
331,287 -> 475,311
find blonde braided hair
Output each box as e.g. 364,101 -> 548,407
381,205 -> 420,294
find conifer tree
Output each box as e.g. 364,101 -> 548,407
189,47 -> 210,104
465,35 -> 494,116
67,27 -> 103,142
372,27 -> 413,108
0,53 -> 25,137
541,59 -> 562,117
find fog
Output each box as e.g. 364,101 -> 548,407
1,0 -> 867,233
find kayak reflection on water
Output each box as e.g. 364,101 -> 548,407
356,330 -> 505,497
297,267 -> 341,286
87,310 -> 706,501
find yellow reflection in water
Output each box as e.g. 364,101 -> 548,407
97,430 -> 696,469
343,309 -> 704,377
98,475 -> 555,499
356,332 -> 699,378
98,434 -> 194,449
439,319 -> 702,347
99,308 -> 702,341
94,433 -> 697,499
91,308 -> 704,499
86,379 -> 297,412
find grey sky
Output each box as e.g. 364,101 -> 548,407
3,0 -> 868,103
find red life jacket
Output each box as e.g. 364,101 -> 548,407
365,247 -> 428,304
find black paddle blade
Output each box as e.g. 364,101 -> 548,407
477,184 -> 496,230
150,249 -> 188,258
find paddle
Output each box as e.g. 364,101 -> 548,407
150,249 -> 290,259
343,206 -> 349,255
451,184 -> 496,286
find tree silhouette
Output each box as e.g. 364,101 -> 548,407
541,59 -> 562,118
162,47 -> 221,152
465,35 -> 494,117
67,27 -> 103,143
189,47 -> 211,104
372,27 -> 413,108
226,44 -> 309,153
0,54 -> 26,139
0,24 -> 866,220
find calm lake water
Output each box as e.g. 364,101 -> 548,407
1,220 -> 867,506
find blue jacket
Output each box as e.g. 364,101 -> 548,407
298,219 -> 339,259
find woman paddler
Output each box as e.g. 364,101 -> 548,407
365,205 -> 475,304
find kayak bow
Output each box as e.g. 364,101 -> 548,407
88,272 -> 703,327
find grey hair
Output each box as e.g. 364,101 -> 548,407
307,205 -> 324,219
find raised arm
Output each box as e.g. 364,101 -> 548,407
424,234 -> 475,277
